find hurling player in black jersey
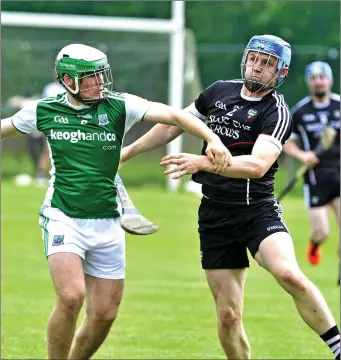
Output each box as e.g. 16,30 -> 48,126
284,62 -> 340,275
121,35 -> 340,359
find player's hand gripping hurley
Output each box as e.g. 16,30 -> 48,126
115,174 -> 160,235
277,126 -> 336,202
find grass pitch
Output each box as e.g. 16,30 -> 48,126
1,181 -> 339,359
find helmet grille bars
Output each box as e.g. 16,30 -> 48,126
241,50 -> 280,92
77,68 -> 113,106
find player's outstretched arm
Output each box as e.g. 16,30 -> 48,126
143,102 -> 231,173
160,137 -> 281,180
284,138 -> 319,167
1,118 -> 23,138
121,123 -> 183,165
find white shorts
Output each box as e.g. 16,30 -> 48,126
39,206 -> 125,279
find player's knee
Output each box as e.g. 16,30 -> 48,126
276,268 -> 308,293
57,290 -> 85,316
89,302 -> 121,324
217,303 -> 242,329
91,308 -> 119,326
311,229 -> 329,242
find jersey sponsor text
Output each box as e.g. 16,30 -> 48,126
50,129 -> 116,143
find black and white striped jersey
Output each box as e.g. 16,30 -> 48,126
290,93 -> 340,185
188,80 -> 292,204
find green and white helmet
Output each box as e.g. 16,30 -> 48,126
55,43 -> 113,106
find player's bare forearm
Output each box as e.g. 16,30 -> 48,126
172,109 -> 216,142
283,139 -> 306,162
204,138 -> 280,178
201,154 -> 269,178
144,102 -> 217,143
124,124 -> 183,161
161,153 -> 268,179
161,137 -> 280,179
1,118 -> 23,138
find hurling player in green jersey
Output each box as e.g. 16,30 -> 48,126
1,43 -> 232,359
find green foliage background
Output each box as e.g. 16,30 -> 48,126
2,1 -> 339,104
1,1 -> 339,190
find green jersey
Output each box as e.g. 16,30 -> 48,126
12,92 -> 150,219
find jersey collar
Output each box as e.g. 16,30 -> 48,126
64,93 -> 90,110
240,91 -> 263,101
313,99 -> 331,109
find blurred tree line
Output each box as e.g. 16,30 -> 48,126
2,1 -> 340,107
1,1 -> 339,188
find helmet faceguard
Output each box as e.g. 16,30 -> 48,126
241,35 -> 291,93
55,44 -> 113,106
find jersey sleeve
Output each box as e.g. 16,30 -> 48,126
289,110 -> 300,141
11,100 -> 38,134
124,93 -> 150,133
187,81 -> 222,121
258,93 -> 292,151
42,82 -> 65,97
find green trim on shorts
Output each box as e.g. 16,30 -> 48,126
39,204 -> 48,216
41,216 -> 49,256
39,207 -> 50,256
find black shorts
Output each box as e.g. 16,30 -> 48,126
198,197 -> 290,269
304,171 -> 340,208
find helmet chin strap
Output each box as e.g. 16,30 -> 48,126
81,96 -> 105,106
244,77 -> 275,93
58,74 -> 84,104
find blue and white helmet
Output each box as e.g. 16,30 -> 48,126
304,61 -> 333,81
241,34 -> 291,92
